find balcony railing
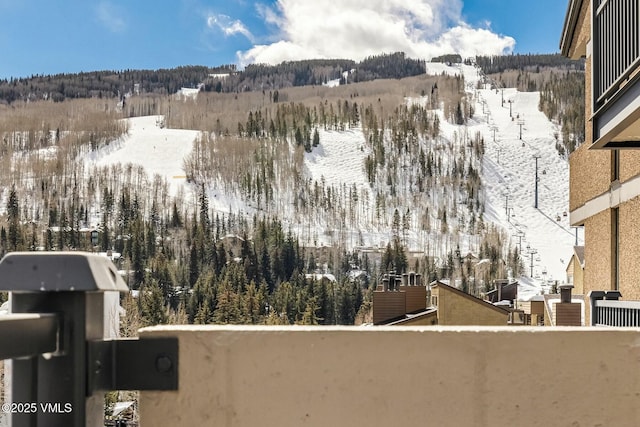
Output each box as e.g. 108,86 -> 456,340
593,300 -> 640,326
594,0 -> 640,107
590,290 -> 640,326
0,252 -> 177,427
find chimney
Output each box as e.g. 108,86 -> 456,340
402,273 -> 409,287
415,274 -> 422,287
559,284 -> 574,303
394,277 -> 402,291
382,277 -> 389,292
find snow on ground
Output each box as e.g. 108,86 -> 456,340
305,127 -> 369,189
85,115 -> 199,197
456,64 -> 582,295
79,63 -> 578,297
425,62 -> 463,78
12,145 -> 58,161
323,79 -> 341,88
176,86 -> 202,99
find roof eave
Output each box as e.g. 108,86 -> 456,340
560,0 -> 585,57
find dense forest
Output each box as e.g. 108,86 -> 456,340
0,66 -> 213,104
539,71 -> 585,155
475,53 -> 584,74
0,183 -> 368,326
0,52 -> 426,104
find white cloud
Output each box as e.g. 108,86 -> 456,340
239,0 -> 514,66
207,14 -> 254,42
96,1 -> 126,33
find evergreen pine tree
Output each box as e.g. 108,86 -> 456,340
213,280 -> 241,324
140,278 -> 168,326
189,243 -> 199,287
7,186 -> 21,251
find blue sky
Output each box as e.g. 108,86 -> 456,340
0,0 -> 569,79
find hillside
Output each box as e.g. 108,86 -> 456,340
0,53 -> 425,104
0,56 -> 582,325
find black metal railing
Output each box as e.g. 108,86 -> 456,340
594,0 -> 640,107
590,290 -> 640,326
0,252 -> 178,427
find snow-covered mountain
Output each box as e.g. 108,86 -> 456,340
451,63 -> 581,298
83,62 -> 580,298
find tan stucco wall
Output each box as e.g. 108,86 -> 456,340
434,286 -> 507,326
569,143 -> 611,213
619,196 -> 640,300
620,151 -> 640,183
582,209 -> 614,325
583,210 -> 613,294
140,326 -> 640,427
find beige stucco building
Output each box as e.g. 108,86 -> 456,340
371,275 -> 509,326
565,245 -> 584,294
562,0 -> 640,324
430,281 -> 509,326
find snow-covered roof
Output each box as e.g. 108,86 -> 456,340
305,273 -> 336,282
99,251 -> 121,261
112,401 -> 135,417
348,270 -> 368,279
0,299 -> 9,315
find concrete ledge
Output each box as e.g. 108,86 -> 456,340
139,326 -> 640,426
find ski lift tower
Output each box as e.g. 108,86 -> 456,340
518,119 -> 525,140
526,244 -> 538,278
533,155 -> 541,209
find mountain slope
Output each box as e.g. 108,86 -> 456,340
460,65 -> 581,297
81,63 -> 579,293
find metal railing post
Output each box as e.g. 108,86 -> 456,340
589,290 -> 606,326
0,252 -> 127,427
0,252 -> 179,427
11,292 -> 106,426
